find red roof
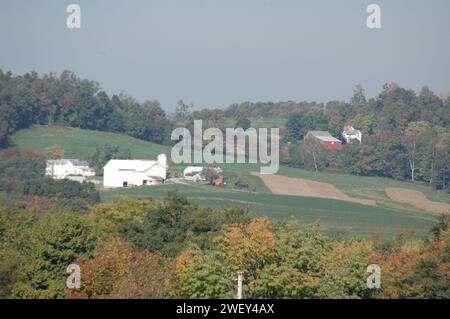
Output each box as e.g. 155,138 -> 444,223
322,141 -> 342,150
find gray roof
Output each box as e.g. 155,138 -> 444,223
343,126 -> 361,135
68,159 -> 90,167
306,131 -> 341,143
104,159 -> 159,172
47,159 -> 70,165
307,131 -> 333,137
47,159 -> 92,168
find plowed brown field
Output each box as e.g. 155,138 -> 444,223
385,188 -> 450,214
252,172 -> 376,206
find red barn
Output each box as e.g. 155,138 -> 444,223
304,131 -> 342,150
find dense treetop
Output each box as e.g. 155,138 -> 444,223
1,193 -> 448,299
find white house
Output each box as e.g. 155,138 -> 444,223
342,126 -> 362,144
46,159 -> 96,180
103,154 -> 167,188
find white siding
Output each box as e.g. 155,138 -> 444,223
46,160 -> 96,180
103,155 -> 167,188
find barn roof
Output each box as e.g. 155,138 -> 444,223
47,159 -> 91,167
306,131 -> 341,143
183,166 -> 204,174
104,159 -> 160,172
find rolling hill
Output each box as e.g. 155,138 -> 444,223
100,182 -> 437,238
10,125 -> 449,238
11,125 -> 170,160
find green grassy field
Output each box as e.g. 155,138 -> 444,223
11,125 -> 170,160
216,163 -> 450,209
99,183 -> 436,238
11,125 -> 448,238
251,116 -> 287,129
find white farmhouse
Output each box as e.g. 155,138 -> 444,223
46,159 -> 95,180
342,126 -> 362,144
103,154 -> 167,188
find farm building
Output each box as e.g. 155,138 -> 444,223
183,166 -> 205,181
46,159 -> 95,180
214,175 -> 225,187
305,131 -> 342,150
183,166 -> 223,182
103,154 -> 167,188
342,126 -> 362,144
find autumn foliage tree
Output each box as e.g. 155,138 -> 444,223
247,222 -> 331,298
218,217 -> 277,276
1,193 -> 449,300
66,236 -> 174,299
43,144 -> 65,160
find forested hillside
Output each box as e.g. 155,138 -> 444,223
185,84 -> 450,190
283,84 -> 450,190
0,70 -> 169,147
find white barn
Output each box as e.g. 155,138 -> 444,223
103,154 -> 167,188
46,159 -> 95,180
183,166 -> 205,181
183,166 -> 222,182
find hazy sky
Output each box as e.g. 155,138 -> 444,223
1,0 -> 450,111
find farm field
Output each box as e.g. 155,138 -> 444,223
11,125 -> 449,238
220,163 -> 450,208
11,125 -> 170,160
252,172 -> 377,206
386,188 -> 450,214
99,183 -> 436,239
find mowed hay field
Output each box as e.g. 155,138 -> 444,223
12,125 -> 449,238
11,125 -> 170,160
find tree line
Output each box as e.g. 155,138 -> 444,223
0,70 -> 169,147
0,147 -> 100,212
282,84 -> 450,190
